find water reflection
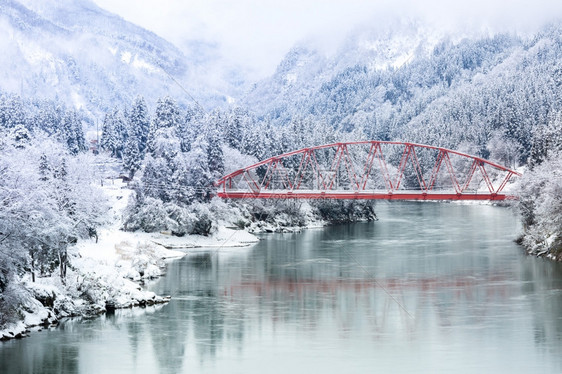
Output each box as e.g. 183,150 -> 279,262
2,202 -> 562,373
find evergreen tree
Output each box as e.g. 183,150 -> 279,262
0,94 -> 26,129
100,108 -> 127,158
113,109 -> 128,158
11,124 -> 30,148
39,154 -> 50,182
128,96 -> 150,157
100,111 -> 118,155
186,138 -> 212,202
224,107 -> 251,150
241,122 -> 268,160
141,126 -> 183,202
123,133 -> 142,179
61,111 -> 86,155
206,124 -> 224,179
147,97 -> 182,157
152,96 -> 181,130
33,101 -> 63,136
72,113 -> 87,153
176,115 -> 196,153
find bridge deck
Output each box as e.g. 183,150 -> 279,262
218,190 -> 515,200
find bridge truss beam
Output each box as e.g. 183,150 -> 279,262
216,141 -> 521,201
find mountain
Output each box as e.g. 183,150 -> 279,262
241,20 -> 446,121
0,0 -> 225,120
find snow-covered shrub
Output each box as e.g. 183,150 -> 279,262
246,199 -> 307,227
312,199 -> 377,224
190,204 -> 214,236
123,196 -> 170,232
0,283 -> 27,328
164,203 -> 197,236
519,151 -> 562,259
123,195 -> 217,236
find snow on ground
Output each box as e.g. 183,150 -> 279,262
148,226 -> 259,249
2,179 -> 260,341
74,179 -> 259,292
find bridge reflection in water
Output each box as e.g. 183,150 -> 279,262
217,141 -> 521,200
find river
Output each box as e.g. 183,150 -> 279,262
2,202 -> 562,373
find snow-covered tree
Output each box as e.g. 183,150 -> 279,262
205,123 -> 224,179
519,151 -> 562,258
0,94 -> 26,129
0,136 -> 107,296
128,96 -> 150,157
60,110 -> 86,155
123,133 -> 142,179
100,108 -> 127,158
152,96 -> 181,131
185,137 -> 213,203
11,124 -> 31,148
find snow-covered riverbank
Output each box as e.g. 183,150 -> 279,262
1,180 -> 259,342
0,235 -> 180,341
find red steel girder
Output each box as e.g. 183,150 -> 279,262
216,141 -> 522,200
217,191 -> 512,200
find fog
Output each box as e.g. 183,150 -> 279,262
95,0 -> 562,79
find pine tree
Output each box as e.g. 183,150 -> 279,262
32,101 -> 63,136
100,108 -> 127,158
0,94 -> 26,129
206,124 -> 224,179
153,96 -> 181,130
113,109 -> 128,158
100,111 -> 118,155
186,138 -> 212,202
72,112 -> 86,153
123,133 -> 142,179
39,154 -> 50,182
11,124 -> 30,148
61,111 -> 86,155
61,112 -> 77,155
128,96 -> 150,157
225,108 -> 247,150
176,116 -> 195,153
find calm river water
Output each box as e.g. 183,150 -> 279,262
2,202 -> 562,373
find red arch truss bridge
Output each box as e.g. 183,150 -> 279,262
216,141 -> 521,201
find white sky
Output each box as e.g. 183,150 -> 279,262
93,0 -> 562,79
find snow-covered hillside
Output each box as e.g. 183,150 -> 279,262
241,20 -> 446,120
0,0 -> 231,119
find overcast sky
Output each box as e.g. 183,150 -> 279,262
93,0 -> 562,79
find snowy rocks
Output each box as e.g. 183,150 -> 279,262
248,221 -> 306,233
521,232 -> 562,261
0,322 -> 27,341
105,290 -> 171,311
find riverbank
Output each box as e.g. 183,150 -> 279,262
0,181 -> 260,342
0,238 -> 180,341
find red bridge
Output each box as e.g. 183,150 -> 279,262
217,141 -> 521,200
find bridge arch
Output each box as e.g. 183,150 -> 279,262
216,141 -> 521,200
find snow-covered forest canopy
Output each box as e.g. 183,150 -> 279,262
1,0 -> 562,332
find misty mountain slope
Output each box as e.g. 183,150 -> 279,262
242,22 -> 562,161
0,0 -> 212,119
242,20 -> 445,121
18,0 -> 186,75
244,46 -> 329,119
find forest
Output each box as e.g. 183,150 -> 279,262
1,23 -> 562,330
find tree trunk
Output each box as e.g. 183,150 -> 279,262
31,251 -> 35,283
59,244 -> 67,284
